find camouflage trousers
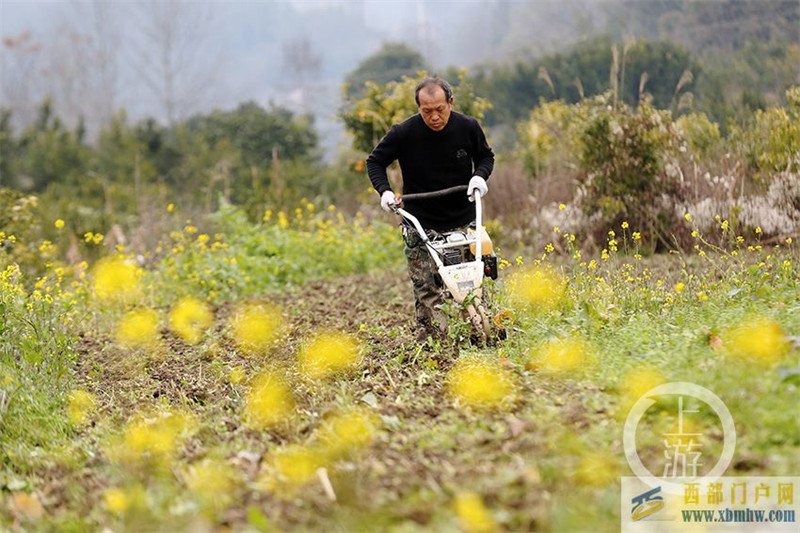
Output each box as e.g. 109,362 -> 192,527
402,223 -> 470,336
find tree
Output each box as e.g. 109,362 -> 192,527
12,100 -> 89,191
130,1 -> 220,126
471,36 -> 698,126
0,31 -> 43,130
344,42 -> 429,99
340,70 -> 491,154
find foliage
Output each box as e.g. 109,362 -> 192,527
147,201 -> 403,304
344,42 -> 429,99
3,100 -> 89,192
471,36 -> 698,127
730,86 -> 800,182
1,204 -> 798,530
515,99 -> 579,179
515,93 -> 689,249
185,102 -> 318,166
674,112 -> 722,161
577,96 -> 683,224
0,262 -> 80,464
340,69 -> 492,154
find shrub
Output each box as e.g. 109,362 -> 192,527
575,94 -> 685,250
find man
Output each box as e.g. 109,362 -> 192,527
366,76 -> 495,342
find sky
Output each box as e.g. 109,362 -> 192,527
0,0 -> 599,156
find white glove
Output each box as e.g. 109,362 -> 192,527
467,176 -> 488,201
380,190 -> 397,212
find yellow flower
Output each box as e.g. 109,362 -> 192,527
534,337 -> 594,375
167,203 -> 174,212
684,213 -> 691,222
724,318 -> 791,365
103,485 -> 146,515
298,331 -> 361,380
558,203 -> 566,210
244,371 -> 294,429
446,357 -> 514,409
453,492 -> 496,533
278,211 -> 289,228
231,303 -> 282,355
696,291 -> 708,301
92,257 -> 140,302
67,389 -> 97,425
632,232 -> 641,240
618,367 -> 666,411
112,410 -> 196,467
263,445 -> 325,490
504,267 -> 566,312
755,227 -> 762,235
673,282 -> 685,293
54,219 -> 65,229
116,308 -> 159,348
317,408 -> 380,459
574,452 -> 619,487
169,297 -> 213,345
621,221 -> 629,229
184,225 -> 198,234
103,488 -> 129,514
185,459 -> 236,510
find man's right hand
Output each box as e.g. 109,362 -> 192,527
380,190 -> 397,212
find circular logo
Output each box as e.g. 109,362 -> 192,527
623,382 -> 736,495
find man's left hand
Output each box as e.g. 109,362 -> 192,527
467,176 -> 488,201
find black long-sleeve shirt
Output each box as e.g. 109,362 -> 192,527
366,111 -> 494,231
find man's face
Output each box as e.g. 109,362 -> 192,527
418,86 -> 453,132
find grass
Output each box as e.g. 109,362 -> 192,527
1,205 -> 798,532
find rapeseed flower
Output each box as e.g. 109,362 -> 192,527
259,445 -> 326,494
112,409 -> 196,468
533,337 -> 594,375
169,296 -> 213,345
505,267 -> 566,312
446,357 -> 514,409
453,492 -> 497,533
574,452 -> 619,487
317,408 -> 380,459
244,371 -> 294,429
67,389 -> 97,425
298,331 -> 361,380
618,367 -> 666,411
103,487 -> 129,515
723,317 -> 791,365
103,485 -> 146,515
92,257 -> 140,302
231,303 -> 283,355
116,308 -> 160,348
185,459 -> 236,512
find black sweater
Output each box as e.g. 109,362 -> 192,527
366,112 -> 494,231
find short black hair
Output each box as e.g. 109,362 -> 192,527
414,77 -> 453,106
